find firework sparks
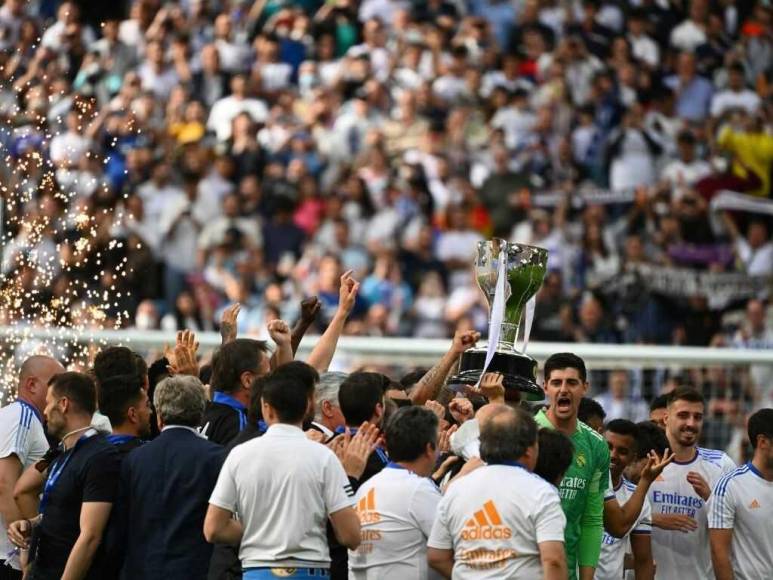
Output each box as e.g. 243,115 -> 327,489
0,47 -> 136,404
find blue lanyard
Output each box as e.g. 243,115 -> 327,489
335,427 -> 389,465
386,461 -> 407,470
257,420 -> 267,434
213,392 -> 247,431
17,399 -> 44,426
106,434 -> 137,446
39,431 -> 96,515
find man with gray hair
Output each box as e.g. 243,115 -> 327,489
118,376 -> 225,580
428,406 -> 568,579
308,372 -> 348,441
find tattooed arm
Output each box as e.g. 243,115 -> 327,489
409,330 -> 480,406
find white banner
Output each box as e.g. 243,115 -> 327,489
710,190 -> 773,216
631,264 -> 772,308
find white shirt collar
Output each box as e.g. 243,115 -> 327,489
311,421 -> 334,439
264,423 -> 305,437
162,425 -> 207,438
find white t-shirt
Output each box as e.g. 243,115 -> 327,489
349,465 -> 442,579
708,462 -> 773,580
710,89 -> 761,117
649,447 -> 736,580
596,477 -> 652,580
208,424 -> 354,568
427,464 -> 566,579
0,400 -> 48,567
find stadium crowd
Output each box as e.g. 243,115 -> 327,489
0,318 -> 772,580
1,0 -> 772,342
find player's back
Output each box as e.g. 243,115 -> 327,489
649,447 -> 735,580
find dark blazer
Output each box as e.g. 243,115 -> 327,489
118,427 -> 225,580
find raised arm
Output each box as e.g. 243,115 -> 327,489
268,319 -> 293,368
604,450 -> 673,537
410,330 -> 480,406
307,272 -> 359,372
291,297 -> 321,355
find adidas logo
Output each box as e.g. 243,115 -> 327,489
356,488 -> 381,523
461,500 -> 513,540
749,499 -> 761,509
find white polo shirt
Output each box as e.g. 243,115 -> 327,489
596,477 -> 652,580
427,463 -> 566,579
349,463 -> 442,579
708,462 -> 773,580
209,423 -> 354,569
0,400 -> 48,567
648,447 -> 736,580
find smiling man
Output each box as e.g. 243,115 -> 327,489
535,353 -> 610,580
648,387 -> 735,580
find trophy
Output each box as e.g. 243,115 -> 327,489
449,239 -> 548,401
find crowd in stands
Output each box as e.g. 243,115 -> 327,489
1,0 -> 771,352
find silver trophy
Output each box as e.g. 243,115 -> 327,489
450,239 -> 549,400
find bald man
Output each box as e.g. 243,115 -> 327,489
0,355 -> 64,578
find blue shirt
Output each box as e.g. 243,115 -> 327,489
665,75 -> 714,122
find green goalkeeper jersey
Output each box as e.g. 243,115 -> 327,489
535,409 -> 610,580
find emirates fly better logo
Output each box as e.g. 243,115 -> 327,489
461,500 -> 513,540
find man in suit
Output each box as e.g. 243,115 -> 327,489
119,375 -> 225,580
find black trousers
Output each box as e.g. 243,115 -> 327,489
0,561 -> 23,580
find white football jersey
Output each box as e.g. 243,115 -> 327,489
649,447 -> 736,580
349,465 -> 442,580
708,462 -> 773,580
596,477 -> 652,580
428,464 -> 566,580
0,400 -> 49,567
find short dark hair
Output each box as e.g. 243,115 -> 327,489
480,406 -> 538,464
605,419 -> 639,454
338,372 -> 388,425
261,361 -> 319,424
636,421 -> 669,455
385,406 -> 438,462
93,346 -> 144,387
98,373 -> 144,426
248,375 -> 266,426
49,372 -> 97,416
650,394 -> 669,412
544,352 -> 587,383
667,386 -> 705,407
748,408 -> 773,449
534,428 -> 574,486
211,339 -> 268,393
578,398 -> 606,424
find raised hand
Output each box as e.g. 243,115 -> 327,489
468,372 -> 505,404
448,397 -> 474,424
438,424 -> 458,454
450,329 -> 480,355
300,296 -> 321,325
168,330 -> 199,376
424,400 -> 446,422
639,449 -> 675,484
267,319 -> 292,347
342,422 -> 381,480
220,303 -> 241,344
338,270 -> 360,316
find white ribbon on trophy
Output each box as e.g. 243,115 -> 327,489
476,249 -> 507,386
522,295 -> 536,353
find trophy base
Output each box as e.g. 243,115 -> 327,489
448,346 -> 544,401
